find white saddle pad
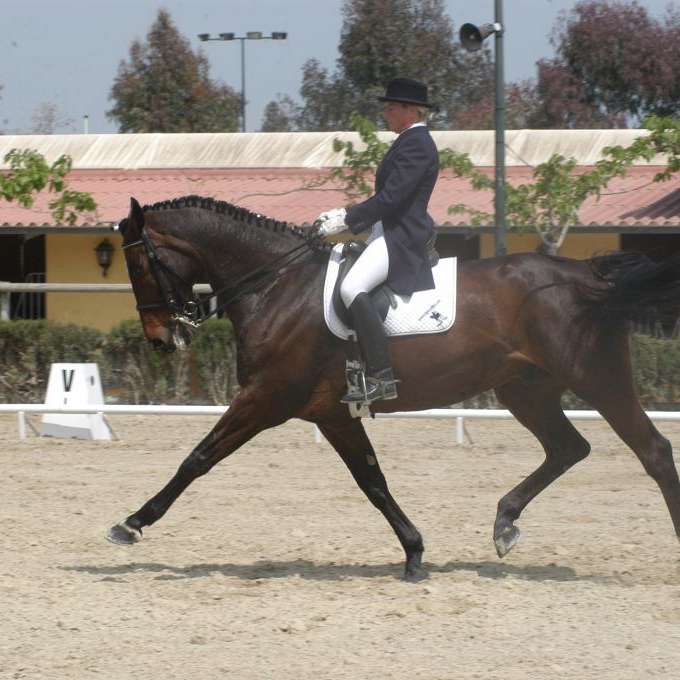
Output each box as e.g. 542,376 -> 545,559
323,244 -> 457,340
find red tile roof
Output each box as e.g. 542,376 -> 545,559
2,165 -> 680,229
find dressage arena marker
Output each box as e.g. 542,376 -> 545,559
2,404 -> 680,442
39,363 -> 113,440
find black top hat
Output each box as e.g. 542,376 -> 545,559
378,77 -> 432,108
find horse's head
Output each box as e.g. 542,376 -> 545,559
118,197 -> 203,352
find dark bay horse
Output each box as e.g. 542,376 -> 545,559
108,195 -> 680,581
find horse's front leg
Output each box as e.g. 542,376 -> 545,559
107,390 -> 285,545
318,419 -> 427,582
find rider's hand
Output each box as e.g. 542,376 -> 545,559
316,208 -> 347,237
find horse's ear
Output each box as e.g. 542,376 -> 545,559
125,197 -> 145,238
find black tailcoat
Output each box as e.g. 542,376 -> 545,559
345,125 -> 439,296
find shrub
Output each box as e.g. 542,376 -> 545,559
3,321 -> 680,409
190,318 -> 238,404
0,320 -> 103,402
100,319 -> 190,404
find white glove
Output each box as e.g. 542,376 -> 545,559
316,207 -> 347,236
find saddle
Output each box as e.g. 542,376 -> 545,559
331,234 -> 440,330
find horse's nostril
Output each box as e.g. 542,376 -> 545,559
151,338 -> 165,350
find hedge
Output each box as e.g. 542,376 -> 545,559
2,320 -> 680,408
0,319 -> 238,405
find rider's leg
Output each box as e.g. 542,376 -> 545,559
339,234 -> 397,403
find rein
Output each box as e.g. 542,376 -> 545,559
123,228 -> 318,328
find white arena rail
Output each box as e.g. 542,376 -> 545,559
0,282 -> 212,320
2,404 -> 680,443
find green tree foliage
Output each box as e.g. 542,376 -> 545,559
0,149 -> 97,225
442,115 -> 680,253
107,9 -> 240,133
442,148 -> 647,255
331,113 -> 390,199
628,115 -> 680,182
264,0 -> 495,132
260,95 -> 301,132
296,59 -> 357,132
330,113 -> 671,255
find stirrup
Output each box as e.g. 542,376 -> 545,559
341,374 -> 399,404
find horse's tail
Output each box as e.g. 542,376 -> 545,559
577,251 -> 680,325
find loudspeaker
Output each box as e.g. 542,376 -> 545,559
459,23 -> 497,51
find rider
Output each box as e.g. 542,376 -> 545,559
316,77 -> 439,404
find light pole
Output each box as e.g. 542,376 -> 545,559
198,31 -> 287,132
460,0 -> 506,257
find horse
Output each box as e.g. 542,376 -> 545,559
108,194 -> 680,582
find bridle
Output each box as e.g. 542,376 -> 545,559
122,226 -> 321,331
122,229 -> 204,331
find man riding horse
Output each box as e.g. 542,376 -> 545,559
316,77 -> 439,405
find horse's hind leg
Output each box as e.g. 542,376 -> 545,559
574,350 -> 680,545
493,378 -> 591,558
317,418 -> 427,582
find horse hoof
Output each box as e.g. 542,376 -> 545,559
403,564 -> 430,582
494,526 -> 521,558
107,521 -> 142,545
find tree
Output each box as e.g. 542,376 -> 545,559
619,115 -> 680,182
107,9 -> 240,133
295,59 -> 359,132
269,0 -> 495,132
442,149 -> 648,255
531,0 -> 680,128
529,58 -> 626,129
330,113 -> 391,199
30,103 -> 75,134
0,149 -> 97,225
329,113 -> 667,256
260,96 -> 300,132
454,80 -> 544,131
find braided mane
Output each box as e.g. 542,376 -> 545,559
143,195 -> 322,246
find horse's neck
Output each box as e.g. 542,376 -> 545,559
168,217 -> 324,323
170,217 -> 302,285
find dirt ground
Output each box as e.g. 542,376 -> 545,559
1,412 -> 680,680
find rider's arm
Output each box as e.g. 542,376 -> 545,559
345,133 -> 436,234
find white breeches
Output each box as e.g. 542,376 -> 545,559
340,222 -> 390,308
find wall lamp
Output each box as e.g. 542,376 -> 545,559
95,239 -> 114,277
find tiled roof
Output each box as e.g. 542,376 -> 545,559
2,165 -> 679,229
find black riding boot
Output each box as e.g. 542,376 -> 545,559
341,293 -> 399,403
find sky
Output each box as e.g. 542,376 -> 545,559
1,0 -> 676,134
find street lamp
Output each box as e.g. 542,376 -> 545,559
460,1 -> 506,257
198,31 -> 288,132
